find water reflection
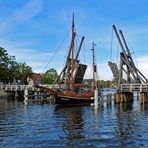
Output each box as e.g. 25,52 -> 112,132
143,103 -> 148,111
115,102 -> 143,147
93,109 -> 98,130
122,103 -> 133,112
54,105 -> 84,140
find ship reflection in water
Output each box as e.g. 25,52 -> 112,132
0,97 -> 148,147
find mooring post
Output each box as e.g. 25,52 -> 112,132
107,94 -> 112,105
15,91 -> 18,100
94,89 -> 98,109
41,91 -> 44,104
24,88 -> 28,102
139,93 -> 143,104
122,93 -> 127,103
139,104 -> 143,112
106,94 -> 110,106
115,93 -> 120,104
34,91 -> 38,99
100,95 -> 104,107
139,93 -> 144,112
122,92 -> 133,103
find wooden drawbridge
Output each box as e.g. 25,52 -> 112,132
108,25 -> 148,104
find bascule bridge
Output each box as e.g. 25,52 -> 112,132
108,25 -> 148,104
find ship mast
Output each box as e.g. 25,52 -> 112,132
70,14 -> 75,91
92,42 -> 97,88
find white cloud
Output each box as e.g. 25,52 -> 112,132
136,56 -> 148,78
0,37 -> 68,74
97,63 -> 113,80
0,0 -> 43,34
84,63 -> 113,80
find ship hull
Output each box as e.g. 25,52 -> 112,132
55,95 -> 94,105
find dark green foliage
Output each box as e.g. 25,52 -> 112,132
98,80 -> 112,88
42,68 -> 59,84
0,47 -> 33,84
13,63 -> 33,84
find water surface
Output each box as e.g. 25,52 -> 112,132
0,96 -> 148,147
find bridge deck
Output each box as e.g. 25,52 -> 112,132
121,84 -> 148,93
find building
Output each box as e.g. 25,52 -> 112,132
31,73 -> 42,85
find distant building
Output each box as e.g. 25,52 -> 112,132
31,73 -> 42,84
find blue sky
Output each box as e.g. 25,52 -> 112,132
0,0 -> 148,80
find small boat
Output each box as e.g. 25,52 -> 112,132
54,14 -> 98,105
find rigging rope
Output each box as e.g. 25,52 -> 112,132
128,41 -> 138,68
75,36 -> 78,56
43,29 -> 70,72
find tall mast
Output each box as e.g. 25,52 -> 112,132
92,42 -> 96,88
70,14 -> 75,90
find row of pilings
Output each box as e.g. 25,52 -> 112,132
115,92 -> 148,104
115,92 -> 133,104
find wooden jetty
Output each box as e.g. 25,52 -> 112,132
0,84 -> 64,102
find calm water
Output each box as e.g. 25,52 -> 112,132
0,94 -> 148,147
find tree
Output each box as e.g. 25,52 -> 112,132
13,63 -> 33,84
0,47 -> 11,82
98,80 -> 113,88
42,68 -> 58,84
0,47 -> 33,84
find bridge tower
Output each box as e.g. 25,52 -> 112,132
108,25 -> 148,104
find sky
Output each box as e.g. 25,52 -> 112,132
0,0 -> 148,80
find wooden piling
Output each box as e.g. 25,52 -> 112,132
107,94 -> 112,105
139,93 -> 143,104
122,94 -> 127,103
34,91 -> 38,99
115,93 -> 120,104
139,104 -> 143,112
100,95 -> 104,107
121,92 -> 133,103
24,88 -> 28,103
94,89 -> 98,109
15,91 -> 18,100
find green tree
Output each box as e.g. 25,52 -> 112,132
42,68 -> 58,84
98,80 -> 112,88
13,63 -> 33,84
0,47 -> 11,82
0,47 -> 33,84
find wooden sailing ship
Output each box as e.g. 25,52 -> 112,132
54,14 -> 97,105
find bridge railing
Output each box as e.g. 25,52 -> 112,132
0,85 -> 34,91
0,84 -> 65,91
38,84 -> 65,89
121,84 -> 148,93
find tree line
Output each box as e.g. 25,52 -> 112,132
0,47 -> 32,84
0,47 -> 59,85
0,47 -> 113,86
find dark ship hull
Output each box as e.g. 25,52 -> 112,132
55,91 -> 94,105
